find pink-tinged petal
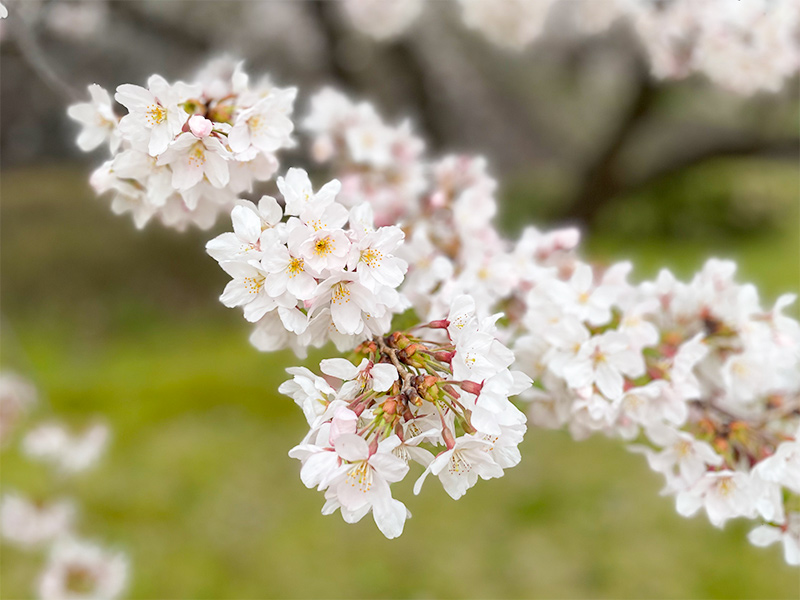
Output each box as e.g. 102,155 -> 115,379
334,433 -> 369,462
148,124 -> 173,156
298,451 -> 338,490
572,263 -> 593,293
331,291 -> 363,335
783,537 -> 800,566
220,280 -> 250,308
595,362 -> 623,400
114,84 -> 153,110
369,453 -> 409,484
372,497 -> 408,539
203,151 -> 230,188
675,491 -> 703,517
67,103 -> 96,124
244,294 -> 277,323
315,179 -> 341,204
370,364 -> 398,392
278,306 -> 308,333
170,157 -> 203,190
613,349 -> 646,377
413,464 -> 435,496
76,128 -> 107,152
231,205 -> 262,244
287,272 -> 318,301
562,358 -> 594,389
257,195 -> 283,225
320,358 -> 359,380
228,122 -> 251,153
88,83 -> 111,106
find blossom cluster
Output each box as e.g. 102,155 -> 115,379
0,373 -> 128,599
206,168 -> 409,355
306,91 -> 800,561
303,88 -> 427,228
67,60 -> 800,562
68,59 -> 296,230
513,258 -> 800,565
282,295 -> 531,538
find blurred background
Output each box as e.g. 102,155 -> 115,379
1,1 -> 799,598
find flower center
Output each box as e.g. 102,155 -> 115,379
314,237 -> 333,256
360,248 -> 382,268
188,143 -> 205,167
145,104 -> 167,126
347,461 -> 373,493
332,283 -> 351,305
65,565 -> 96,595
448,450 -> 472,474
287,257 -> 305,277
243,275 -> 265,294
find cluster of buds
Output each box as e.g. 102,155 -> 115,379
206,168 -> 409,355
282,295 -> 531,538
0,373 -> 128,599
68,59 -> 296,230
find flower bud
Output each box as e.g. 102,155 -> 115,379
188,115 -> 213,138
441,425 -> 456,450
460,380 -> 483,396
427,319 -> 450,329
433,351 -> 455,363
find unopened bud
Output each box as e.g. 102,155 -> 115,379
442,426 -> 456,450
404,343 -> 419,357
428,319 -> 450,329
713,438 -> 730,453
460,380 -> 483,396
188,114 -> 213,138
383,399 -> 397,415
434,351 -> 455,363
443,384 -> 460,399
390,332 -> 411,350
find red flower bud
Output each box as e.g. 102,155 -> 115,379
460,380 -> 483,396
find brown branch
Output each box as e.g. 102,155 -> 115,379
9,6 -> 80,103
627,135 -> 800,194
568,60 -> 659,226
376,335 -> 414,392
384,39 -> 446,151
305,0 -> 361,93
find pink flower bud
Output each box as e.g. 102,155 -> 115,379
329,406 -> 358,445
460,380 -> 483,396
441,426 -> 456,450
427,319 -> 450,329
188,115 -> 213,138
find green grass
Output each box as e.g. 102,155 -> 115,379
1,165 -> 799,598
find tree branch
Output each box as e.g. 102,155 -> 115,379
384,39 -> 447,151
627,135 -> 800,194
9,6 -> 80,103
568,60 -> 659,226
304,0 -> 361,93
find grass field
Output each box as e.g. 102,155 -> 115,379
1,164 -> 798,598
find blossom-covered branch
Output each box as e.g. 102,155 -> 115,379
67,62 -> 800,559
